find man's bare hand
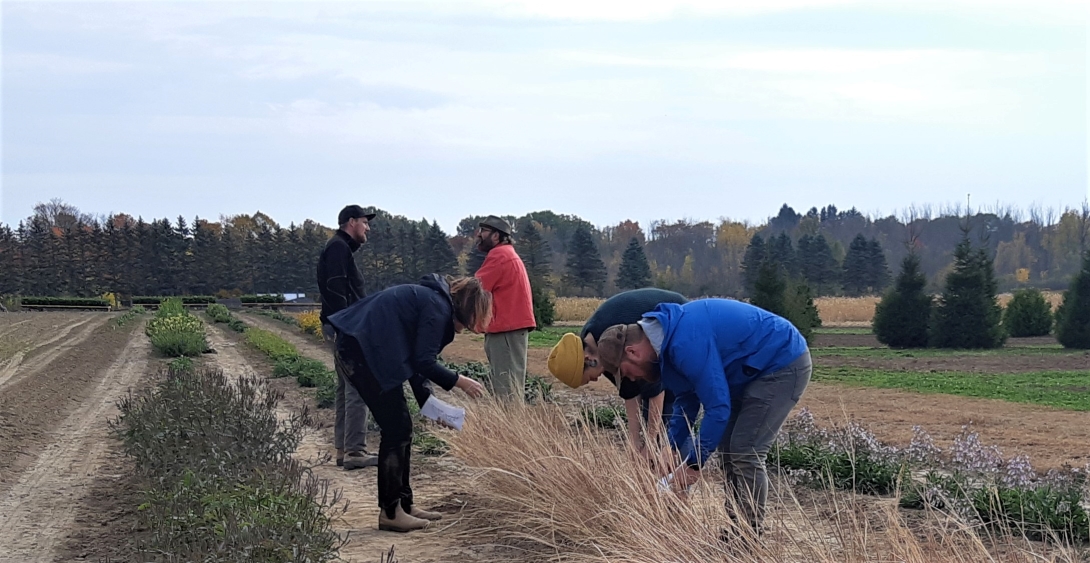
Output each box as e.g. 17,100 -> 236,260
455,375 -> 485,398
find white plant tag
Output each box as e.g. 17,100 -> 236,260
420,395 -> 466,431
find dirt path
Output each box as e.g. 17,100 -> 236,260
0,320 -> 149,562
207,320 -> 494,562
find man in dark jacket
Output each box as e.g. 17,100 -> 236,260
317,204 -> 377,470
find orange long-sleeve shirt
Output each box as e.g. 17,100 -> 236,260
475,244 -> 536,333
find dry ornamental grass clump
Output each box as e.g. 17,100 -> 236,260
446,400 -> 1088,563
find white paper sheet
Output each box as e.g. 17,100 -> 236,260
419,395 -> 467,431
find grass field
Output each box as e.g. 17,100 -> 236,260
815,367 -> 1090,410
528,326 -> 582,347
810,345 -> 1071,358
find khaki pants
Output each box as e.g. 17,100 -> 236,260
483,329 -> 529,401
324,324 -> 369,453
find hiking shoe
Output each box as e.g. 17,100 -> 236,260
378,505 -> 429,533
343,451 -> 378,470
407,505 -> 443,521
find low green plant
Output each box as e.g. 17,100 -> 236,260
241,294 -> 286,304
227,318 -> 247,332
581,404 -> 626,429
168,356 -> 195,373
254,309 -> 299,325
245,328 -> 299,362
145,305 -> 208,357
155,297 -> 187,318
274,357 -> 334,388
526,374 -> 554,404
206,303 -> 232,323
150,330 -> 208,357
114,307 -> 146,327
20,296 -> 110,307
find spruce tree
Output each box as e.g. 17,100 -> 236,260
562,226 -> 607,295
617,237 -> 653,290
422,221 -> 458,276
767,232 -> 797,277
516,221 -> 555,327
1055,251 -> 1090,349
866,238 -> 891,292
929,238 -> 1006,348
742,234 -> 766,294
750,261 -> 786,317
842,234 -> 870,296
873,253 -> 932,348
750,260 -> 819,343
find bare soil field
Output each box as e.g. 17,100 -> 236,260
0,312 -> 149,563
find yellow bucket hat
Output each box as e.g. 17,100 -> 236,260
548,332 -> 585,388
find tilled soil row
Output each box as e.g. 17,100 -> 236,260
0,317 -> 149,563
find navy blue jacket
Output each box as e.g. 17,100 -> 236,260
328,274 -> 460,397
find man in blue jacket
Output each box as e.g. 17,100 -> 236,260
598,299 -> 811,535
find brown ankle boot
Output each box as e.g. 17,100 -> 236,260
407,505 -> 443,521
378,505 -> 429,533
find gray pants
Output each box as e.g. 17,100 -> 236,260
324,324 -> 369,453
483,329 -> 529,401
717,351 -> 811,532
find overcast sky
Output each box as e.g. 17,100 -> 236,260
2,1 -> 1087,233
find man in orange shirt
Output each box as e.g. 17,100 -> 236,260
474,216 -> 536,401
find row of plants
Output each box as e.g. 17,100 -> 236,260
241,294 -> 286,304
132,295 -> 216,305
113,305 -> 146,327
21,296 -> 111,307
295,310 -> 324,340
875,250 -> 1090,349
145,298 -> 209,357
772,409 -> 1089,543
205,303 -> 247,332
252,308 -> 300,325
110,365 -> 345,561
245,328 -> 336,408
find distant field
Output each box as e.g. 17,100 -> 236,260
556,292 -> 1065,327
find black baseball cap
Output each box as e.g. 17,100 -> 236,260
338,205 -> 376,225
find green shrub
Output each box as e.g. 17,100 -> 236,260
133,295 -> 216,305
168,356 -> 195,373
206,303 -> 232,323
227,318 -> 248,333
274,357 -> 332,388
114,307 -> 145,327
241,294 -> 286,304
531,284 -> 555,328
750,261 -> 821,343
874,253 -> 932,348
156,297 -> 187,318
21,296 -> 110,307
1056,252 -> 1090,349
581,404 -> 626,429
150,330 -> 208,357
526,374 -> 554,404
1003,289 -> 1053,337
254,309 -> 299,325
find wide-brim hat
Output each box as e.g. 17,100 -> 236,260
478,215 -> 512,236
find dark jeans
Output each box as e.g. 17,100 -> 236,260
334,352 -> 414,519
716,351 -> 812,532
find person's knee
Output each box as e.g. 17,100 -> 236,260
727,449 -> 767,473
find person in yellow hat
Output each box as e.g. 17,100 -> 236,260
548,288 -> 687,460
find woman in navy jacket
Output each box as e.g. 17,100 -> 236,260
328,274 -> 491,532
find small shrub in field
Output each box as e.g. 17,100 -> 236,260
873,253 -> 932,348
1055,252 -> 1090,349
256,308 -> 299,325
295,310 -> 324,338
146,307 -> 207,357
114,307 -> 145,327
442,360 -> 492,383
168,356 -> 195,373
206,303 -> 232,323
156,297 -> 186,318
274,357 -> 333,388
227,318 -> 247,333
245,328 -> 299,362
581,404 -> 626,429
525,374 -> 554,404
150,330 -> 208,357
531,283 -> 556,328
1003,289 -> 1053,337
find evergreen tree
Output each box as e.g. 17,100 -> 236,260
842,234 -> 871,296
799,233 -> 838,294
0,224 -> 19,294
750,261 -> 819,342
929,238 -> 1006,348
562,226 -> 607,295
516,221 -> 555,327
617,237 -> 653,290
767,232 -> 797,277
422,221 -> 459,277
466,248 -> 487,275
741,233 -> 766,294
866,238 -> 891,292
873,253 -> 932,348
1055,251 -> 1090,349
750,261 -> 786,317
1003,288 -> 1053,337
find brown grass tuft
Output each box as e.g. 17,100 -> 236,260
445,399 -> 1084,562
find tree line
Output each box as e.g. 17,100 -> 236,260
1,199 -> 1087,301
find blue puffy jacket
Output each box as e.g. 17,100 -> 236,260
643,299 -> 808,468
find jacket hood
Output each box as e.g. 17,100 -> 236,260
645,302 -> 686,346
419,274 -> 453,305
